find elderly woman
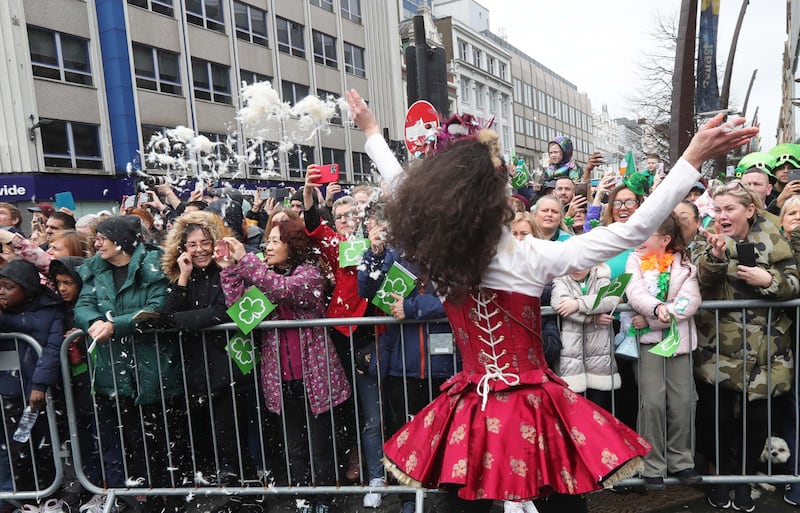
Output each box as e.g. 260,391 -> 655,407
160,211 -> 256,485
694,180 -> 800,511
218,219 -> 351,513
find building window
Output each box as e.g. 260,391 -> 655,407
512,79 -> 522,103
499,62 -> 506,81
475,84 -> 483,107
317,89 -> 342,124
287,144 -> 315,179
28,27 -> 92,86
352,151 -> 373,183
488,57 -> 495,76
472,48 -> 481,68
312,30 -> 337,68
192,58 -> 231,104
281,80 -> 310,106
343,42 -> 366,78
310,0 -> 333,12
501,126 -> 509,151
514,115 -> 523,134
128,0 -> 174,17
488,88 -> 496,112
525,119 -> 535,137
501,94 -> 509,116
460,77 -> 470,103
133,44 -> 181,95
41,120 -> 102,169
186,0 -> 224,33
199,132 -> 239,174
240,69 -> 271,86
321,147 -> 346,178
341,0 -> 362,23
458,40 -> 468,60
276,17 -> 305,58
537,90 -> 546,113
248,139 -> 280,176
523,84 -> 533,108
234,2 -> 267,46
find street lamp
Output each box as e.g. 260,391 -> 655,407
28,115 -> 52,141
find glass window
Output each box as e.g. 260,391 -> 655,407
341,0 -> 362,23
247,139 -> 280,177
352,151 -> 374,183
460,77 -> 470,103
343,42 -> 365,78
312,30 -> 337,68
133,44 -> 181,95
321,147 -> 346,178
501,94 -> 509,116
523,84 -> 533,108
28,27 -> 92,85
192,58 -> 231,104
281,80 -> 309,106
475,84 -> 483,107
472,48 -> 481,68
127,0 -> 174,16
488,57 -> 495,75
499,62 -> 506,81
515,115 -> 523,134
240,69 -> 271,86
234,2 -> 267,46
287,144 -> 315,178
512,79 -> 522,103
310,0 -> 333,12
317,89 -> 342,124
276,17 -> 305,58
41,120 -> 102,169
186,0 -> 224,33
459,40 -> 468,60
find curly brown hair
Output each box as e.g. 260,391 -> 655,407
384,133 -> 512,298
271,219 -> 318,270
161,211 -> 233,282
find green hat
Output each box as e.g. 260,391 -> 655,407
769,143 -> 800,170
623,172 -> 649,197
735,152 -> 777,179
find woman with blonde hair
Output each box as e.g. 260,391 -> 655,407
161,210 -> 257,485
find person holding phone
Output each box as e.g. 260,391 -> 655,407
694,180 -> 800,511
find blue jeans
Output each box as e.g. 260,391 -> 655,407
355,371 -> 383,480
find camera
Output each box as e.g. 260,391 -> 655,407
143,175 -> 168,187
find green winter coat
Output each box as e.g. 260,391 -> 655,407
694,214 -> 800,401
74,243 -> 181,405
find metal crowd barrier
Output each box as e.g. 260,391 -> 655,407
0,333 -> 64,505
3,300 -> 800,509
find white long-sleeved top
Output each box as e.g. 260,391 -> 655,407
364,134 -> 701,298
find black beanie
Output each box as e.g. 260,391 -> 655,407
0,259 -> 42,297
96,216 -> 142,255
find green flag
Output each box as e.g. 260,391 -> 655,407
648,315 -> 680,357
591,273 -> 632,310
225,330 -> 257,374
511,159 -> 529,189
624,151 -> 637,177
372,262 -> 417,315
226,286 -> 275,335
338,238 -> 369,268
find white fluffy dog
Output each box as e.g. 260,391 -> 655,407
752,436 -> 791,498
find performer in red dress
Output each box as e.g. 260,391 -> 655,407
345,89 -> 757,509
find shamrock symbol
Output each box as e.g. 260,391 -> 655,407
343,239 -> 368,263
377,277 -> 410,304
229,335 -> 254,364
674,296 -> 690,315
237,296 -> 266,325
589,219 -> 601,228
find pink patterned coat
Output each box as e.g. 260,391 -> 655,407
220,254 -> 351,415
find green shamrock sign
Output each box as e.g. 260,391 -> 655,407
226,286 -> 276,335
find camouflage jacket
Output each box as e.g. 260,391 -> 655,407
694,214 -> 800,401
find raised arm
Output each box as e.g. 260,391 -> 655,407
346,89 -> 403,189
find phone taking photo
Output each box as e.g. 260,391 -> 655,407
736,241 -> 757,267
137,192 -> 150,206
316,164 -> 340,184
123,196 -> 135,209
789,169 -> 800,183
215,240 -> 230,258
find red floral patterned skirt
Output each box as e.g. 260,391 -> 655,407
383,373 -> 651,501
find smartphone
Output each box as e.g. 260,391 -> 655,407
269,187 -> 290,201
575,182 -> 588,197
789,169 -> 800,183
317,164 -> 340,184
215,240 -> 230,258
736,241 -> 757,267
123,195 -> 135,209
259,188 -> 270,200
137,192 -> 150,206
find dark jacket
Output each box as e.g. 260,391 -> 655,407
164,264 -> 242,394
358,247 -> 457,380
73,243 -> 180,404
0,290 -> 65,397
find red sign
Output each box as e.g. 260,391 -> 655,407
404,100 -> 439,154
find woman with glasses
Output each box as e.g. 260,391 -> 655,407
694,180 -> 800,511
160,210 -> 258,488
347,87 -> 757,512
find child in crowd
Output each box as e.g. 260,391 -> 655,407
550,263 -> 620,411
625,214 -> 702,491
